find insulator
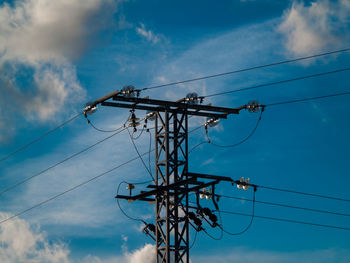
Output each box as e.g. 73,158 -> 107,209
146,110 -> 156,121
199,188 -> 207,199
202,207 -> 211,216
188,212 -> 196,220
247,100 -> 260,113
188,212 -> 202,227
193,217 -> 202,227
243,178 -> 250,191
84,101 -> 98,115
121,85 -> 136,98
209,214 -> 218,223
147,223 -> 156,234
185,92 -> 199,104
236,177 -> 244,189
205,117 -> 219,127
127,122 -> 141,127
128,113 -> 140,122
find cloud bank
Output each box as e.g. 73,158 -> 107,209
0,212 -> 70,263
0,211 -> 155,263
279,0 -> 350,55
0,0 -> 119,141
1,212 -> 349,263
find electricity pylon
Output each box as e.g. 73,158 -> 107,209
86,87 -> 248,263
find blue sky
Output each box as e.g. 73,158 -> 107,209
0,0 -> 350,262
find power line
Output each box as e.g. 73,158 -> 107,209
219,189 -> 256,236
0,113 -> 82,164
203,67 -> 350,98
205,107 -> 264,148
257,184 -> 350,203
141,48 -> 350,91
218,194 -> 350,217
87,119 -> 125,133
127,128 -> 155,181
0,125 -> 204,225
0,149 -> 152,225
0,126 -> 127,196
218,210 -> 350,231
265,90 -> 350,107
116,180 -> 152,223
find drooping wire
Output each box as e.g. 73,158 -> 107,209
132,126 -> 145,140
205,107 -> 264,148
87,119 -> 125,133
219,188 -> 256,236
116,180 -> 152,223
203,67 -> 350,98
189,229 -> 198,250
141,48 -> 350,92
0,126 -> 127,196
217,194 -> 350,217
0,112 -> 82,164
202,227 -> 223,241
127,128 -> 155,182
188,141 -> 210,155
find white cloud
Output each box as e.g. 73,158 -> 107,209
0,211 -> 155,263
0,0 -> 120,140
0,212 -> 70,263
278,0 -> 350,56
0,0 -> 117,64
136,23 -> 161,44
124,244 -> 155,263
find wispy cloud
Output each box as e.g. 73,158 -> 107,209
278,0 -> 350,56
136,23 -> 161,44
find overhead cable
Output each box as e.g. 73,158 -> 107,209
205,107 -> 264,148
0,113 -> 82,164
219,188 -> 257,236
0,149 -> 152,225
203,67 -> 350,98
218,210 -> 350,231
127,128 -> 155,181
265,90 -> 350,107
0,125 -> 204,224
218,194 -> 350,217
141,48 -> 350,91
0,126 -> 127,197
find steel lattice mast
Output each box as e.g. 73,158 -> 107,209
89,88 -> 248,263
